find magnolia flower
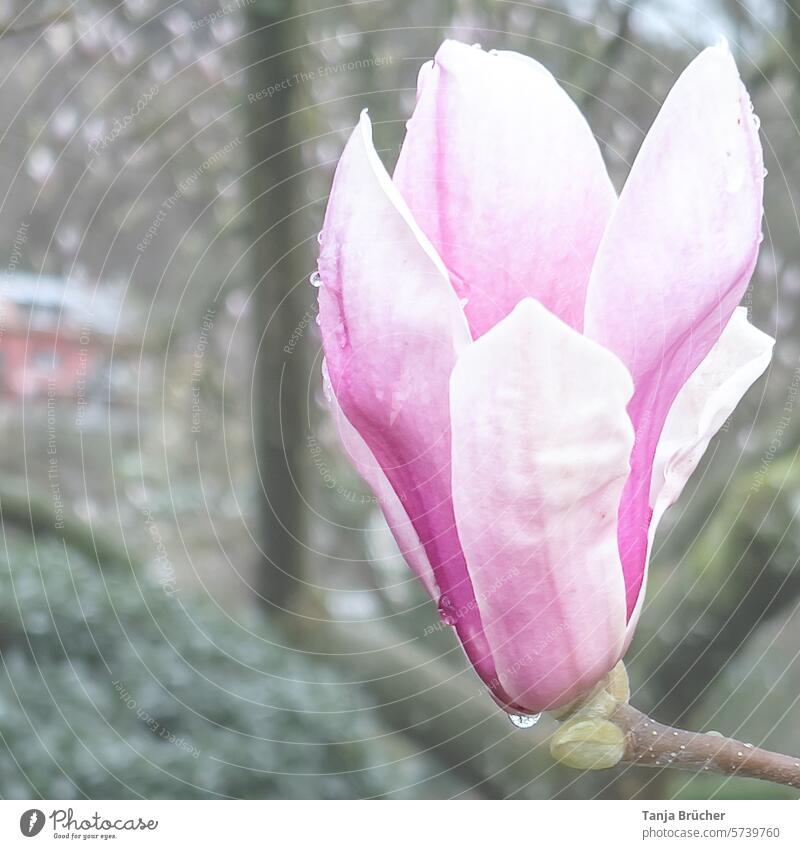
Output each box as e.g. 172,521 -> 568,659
315,39 -> 773,715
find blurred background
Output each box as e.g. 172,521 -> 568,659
0,0 -> 798,800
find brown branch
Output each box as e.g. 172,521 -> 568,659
550,663 -> 800,790
612,702 -> 800,788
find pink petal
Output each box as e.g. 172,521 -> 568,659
450,298 -> 633,712
624,308 -> 774,641
322,361 -> 439,598
317,111 -> 516,705
583,42 -> 764,618
393,40 -> 616,338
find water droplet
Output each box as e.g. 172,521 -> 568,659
316,231 -> 323,244
309,271 -> 323,288
509,713 -> 541,729
762,166 -> 769,178
437,595 -> 458,626
488,49 -> 499,56
458,297 -> 469,309
752,114 -> 761,130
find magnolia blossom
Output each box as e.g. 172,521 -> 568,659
315,39 -> 773,715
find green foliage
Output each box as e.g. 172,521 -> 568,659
670,773 -> 798,801
627,452 -> 800,752
687,455 -> 800,596
0,532 -> 423,799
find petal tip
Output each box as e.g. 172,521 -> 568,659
357,107 -> 371,136
713,34 -> 731,56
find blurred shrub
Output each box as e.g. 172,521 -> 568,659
0,531 -> 429,799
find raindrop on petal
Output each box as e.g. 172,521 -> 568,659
437,595 -> 458,626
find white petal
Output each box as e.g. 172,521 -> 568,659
450,298 -> 634,710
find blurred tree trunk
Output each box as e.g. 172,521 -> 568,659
246,2 -> 310,614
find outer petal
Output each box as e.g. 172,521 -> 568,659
650,308 -> 774,515
583,42 -> 764,618
317,111 -> 515,705
623,308 -> 774,641
450,298 -> 634,712
322,361 -> 438,598
394,40 -> 616,338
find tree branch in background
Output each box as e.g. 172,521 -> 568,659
0,9 -> 72,40
0,482 -> 132,571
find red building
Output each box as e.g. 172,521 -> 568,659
0,278 -> 115,399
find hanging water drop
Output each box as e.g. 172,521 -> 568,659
509,713 -> 541,729
309,271 -> 323,288
316,231 -> 323,245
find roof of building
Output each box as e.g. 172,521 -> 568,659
0,274 -> 119,336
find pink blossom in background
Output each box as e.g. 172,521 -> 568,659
315,39 -> 773,715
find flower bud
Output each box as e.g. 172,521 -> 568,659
550,718 -> 626,770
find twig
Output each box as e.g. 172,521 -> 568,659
549,662 -> 800,789
612,701 -> 800,788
